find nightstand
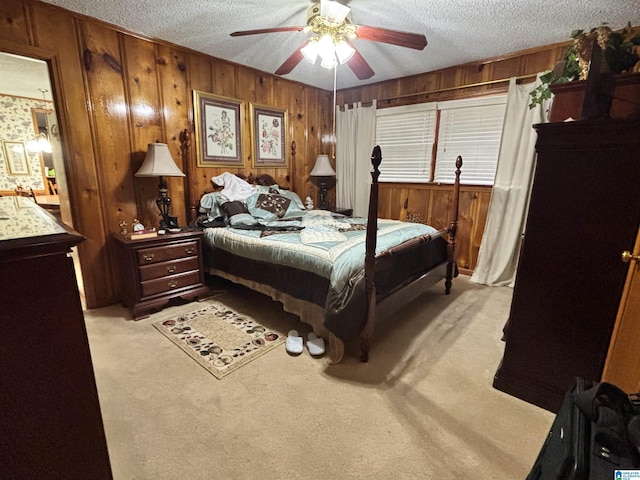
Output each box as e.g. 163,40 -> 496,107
113,229 -> 210,319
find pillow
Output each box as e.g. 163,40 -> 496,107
254,185 -> 281,194
198,192 -> 224,220
220,200 -> 258,226
247,190 -> 307,220
255,173 -> 277,186
255,193 -> 291,219
277,189 -> 306,210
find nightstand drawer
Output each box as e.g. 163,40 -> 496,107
140,270 -> 200,298
137,240 -> 198,265
139,256 -> 199,282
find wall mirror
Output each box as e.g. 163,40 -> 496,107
0,53 -> 56,194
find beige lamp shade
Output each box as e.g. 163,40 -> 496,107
135,143 -> 185,177
309,154 -> 336,177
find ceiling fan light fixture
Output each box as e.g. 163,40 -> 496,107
334,39 -> 355,64
301,39 -> 320,63
321,0 -> 350,25
320,51 -> 338,69
318,34 -> 338,68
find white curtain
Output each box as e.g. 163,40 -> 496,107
470,77 -> 550,287
335,100 -> 377,217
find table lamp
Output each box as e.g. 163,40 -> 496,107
135,143 -> 185,228
309,154 -> 336,210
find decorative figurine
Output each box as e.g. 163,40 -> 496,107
119,220 -> 129,237
305,196 -> 314,210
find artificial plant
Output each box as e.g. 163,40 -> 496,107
529,23 -> 640,109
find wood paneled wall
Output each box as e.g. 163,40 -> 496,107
0,0 -> 332,308
1,0 -> 567,308
338,44 -> 567,273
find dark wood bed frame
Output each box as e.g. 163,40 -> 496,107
182,132 -> 462,362
360,146 -> 462,361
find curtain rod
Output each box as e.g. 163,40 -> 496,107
375,73 -> 539,103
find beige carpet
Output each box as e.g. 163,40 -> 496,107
84,274 -> 554,479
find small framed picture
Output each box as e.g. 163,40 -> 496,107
250,103 -> 287,168
193,90 -> 244,167
2,141 -> 31,175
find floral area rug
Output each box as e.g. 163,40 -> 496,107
152,301 -> 285,379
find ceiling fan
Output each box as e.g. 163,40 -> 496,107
230,0 -> 428,80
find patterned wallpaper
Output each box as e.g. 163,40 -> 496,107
0,94 -> 51,192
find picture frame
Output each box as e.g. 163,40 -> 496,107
2,141 -> 31,176
193,90 -> 244,167
250,103 -> 287,168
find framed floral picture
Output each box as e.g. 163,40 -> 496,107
250,103 -> 287,168
193,90 -> 244,167
2,141 -> 31,175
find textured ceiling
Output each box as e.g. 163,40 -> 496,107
0,53 -> 52,100
27,1 -> 640,91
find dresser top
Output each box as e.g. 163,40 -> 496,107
0,196 -> 67,241
0,197 -> 84,257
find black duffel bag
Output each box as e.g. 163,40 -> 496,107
526,377 -> 640,480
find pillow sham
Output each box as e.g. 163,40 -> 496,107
247,190 -> 307,220
198,192 -> 224,220
220,200 -> 258,226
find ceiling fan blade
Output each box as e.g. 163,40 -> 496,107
346,45 -> 375,80
274,43 -> 307,76
354,25 -> 427,50
230,26 -> 304,37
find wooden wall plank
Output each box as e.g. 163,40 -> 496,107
469,189 -> 491,269
156,44 -> 190,226
456,190 -> 477,271
286,82 -> 307,193
185,52 -> 215,210
79,21 -> 132,237
121,34 -> 162,228
79,21 -> 135,302
0,0 -> 31,44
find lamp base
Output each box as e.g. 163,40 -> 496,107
160,215 -> 179,229
155,177 -> 179,229
318,182 -> 329,210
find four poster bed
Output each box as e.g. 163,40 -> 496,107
184,136 -> 462,363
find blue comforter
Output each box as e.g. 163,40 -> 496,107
203,210 -> 439,293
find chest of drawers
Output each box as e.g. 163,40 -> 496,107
114,229 -> 210,319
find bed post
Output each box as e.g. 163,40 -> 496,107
360,145 -> 382,362
445,155 -> 462,294
290,141 -> 296,192
180,128 -> 198,223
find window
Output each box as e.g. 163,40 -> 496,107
375,103 -> 437,183
375,94 -> 507,185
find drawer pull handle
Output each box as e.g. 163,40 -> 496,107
185,248 -> 195,255
167,266 -> 177,274
168,280 -> 178,288
143,253 -> 154,262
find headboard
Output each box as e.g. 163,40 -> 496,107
180,129 -> 293,222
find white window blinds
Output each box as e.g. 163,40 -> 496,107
434,96 -> 507,185
375,103 -> 437,183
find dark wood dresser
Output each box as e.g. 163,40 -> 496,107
493,117 -> 640,413
0,197 -> 112,479
114,229 -> 210,319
